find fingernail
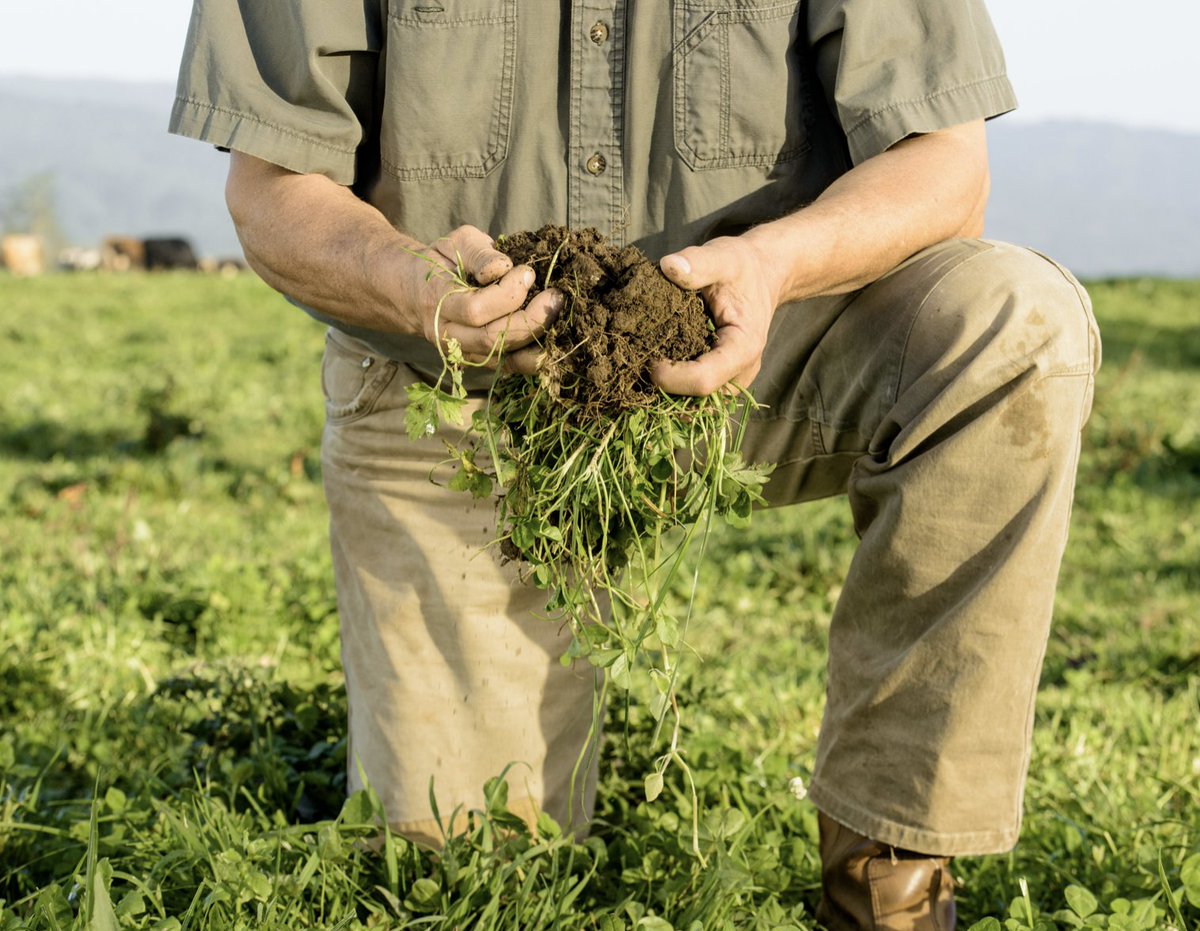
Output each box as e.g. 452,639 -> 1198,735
523,269 -> 536,289
549,290 -> 565,309
666,254 -> 691,276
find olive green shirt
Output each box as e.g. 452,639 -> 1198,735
170,0 -> 1016,367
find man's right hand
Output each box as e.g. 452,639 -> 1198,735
225,152 -> 558,362
393,225 -> 562,364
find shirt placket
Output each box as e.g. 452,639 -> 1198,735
568,0 -> 627,244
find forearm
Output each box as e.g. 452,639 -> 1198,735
225,152 -> 421,335
225,152 -> 554,359
743,120 -> 990,305
654,121 -> 992,394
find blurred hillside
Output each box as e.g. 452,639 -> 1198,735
986,120 -> 1200,278
0,76 -> 236,258
1,75 -> 1198,276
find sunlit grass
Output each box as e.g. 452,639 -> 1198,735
0,272 -> 1196,929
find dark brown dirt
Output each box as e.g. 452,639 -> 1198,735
497,225 -> 713,415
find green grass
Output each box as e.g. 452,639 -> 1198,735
0,272 -> 1197,930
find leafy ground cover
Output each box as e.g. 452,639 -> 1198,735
0,272 -> 1197,929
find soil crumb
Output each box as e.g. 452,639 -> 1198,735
497,225 -> 713,415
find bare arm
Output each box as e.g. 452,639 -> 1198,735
652,120 -> 991,395
224,152 -> 559,359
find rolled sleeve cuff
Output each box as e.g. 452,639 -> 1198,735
169,95 -> 358,185
844,73 -> 1017,165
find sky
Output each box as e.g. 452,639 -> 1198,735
0,0 -> 1198,134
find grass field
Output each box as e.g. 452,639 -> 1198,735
0,272 -> 1197,930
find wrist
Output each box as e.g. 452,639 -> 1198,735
369,236 -> 430,337
739,223 -> 797,307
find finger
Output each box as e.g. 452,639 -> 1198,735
650,326 -> 758,396
504,346 -> 543,375
439,225 -> 513,285
660,244 -> 725,291
437,288 -> 563,357
439,264 -> 535,328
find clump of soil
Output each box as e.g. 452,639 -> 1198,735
498,225 -> 713,415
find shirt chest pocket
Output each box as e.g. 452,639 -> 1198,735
381,0 -> 516,180
673,1 -> 809,171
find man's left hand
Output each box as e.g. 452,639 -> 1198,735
653,236 -> 781,396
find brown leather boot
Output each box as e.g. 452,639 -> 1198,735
815,811 -> 957,931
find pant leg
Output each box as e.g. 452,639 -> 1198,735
319,329 -> 600,847
744,239 -> 1100,856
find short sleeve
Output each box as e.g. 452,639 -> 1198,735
807,0 -> 1017,165
169,1 -> 382,185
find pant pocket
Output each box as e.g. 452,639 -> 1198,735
321,332 -> 400,425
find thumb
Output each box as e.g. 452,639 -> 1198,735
660,246 -> 721,290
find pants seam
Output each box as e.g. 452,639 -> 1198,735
890,243 -> 998,406
1009,367 -> 1093,831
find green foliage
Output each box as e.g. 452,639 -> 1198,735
408,258 -> 774,833
0,273 -> 1197,929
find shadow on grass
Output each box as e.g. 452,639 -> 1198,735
0,418 -> 141,461
0,411 -> 202,463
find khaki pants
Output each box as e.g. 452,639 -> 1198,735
320,239 -> 1100,855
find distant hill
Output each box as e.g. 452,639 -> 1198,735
0,76 -> 238,258
986,120 -> 1200,279
1,75 -> 1197,277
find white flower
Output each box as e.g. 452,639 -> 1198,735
787,776 -> 807,801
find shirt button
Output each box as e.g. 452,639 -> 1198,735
361,356 -> 373,369
585,152 -> 607,175
589,21 -> 609,44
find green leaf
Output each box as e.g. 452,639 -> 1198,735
246,870 -> 272,900
86,860 -> 119,931
448,466 -> 474,493
35,885 -> 72,930
1065,885 -> 1098,919
1008,896 -> 1034,923
1181,852 -> 1200,907
115,892 -> 146,919
644,772 -> 664,803
588,648 -> 623,669
649,667 -> 672,695
637,917 -> 674,931
495,456 -> 519,486
610,653 -> 632,690
404,384 -> 439,440
655,613 -> 680,647
512,522 -> 534,552
483,775 -> 510,813
1123,899 -> 1158,929
434,390 -> 467,427
468,472 -> 491,498
403,877 -> 441,913
650,690 -> 670,723
966,921 -> 1002,931
650,455 -> 675,483
536,811 -> 563,839
339,790 -> 376,826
